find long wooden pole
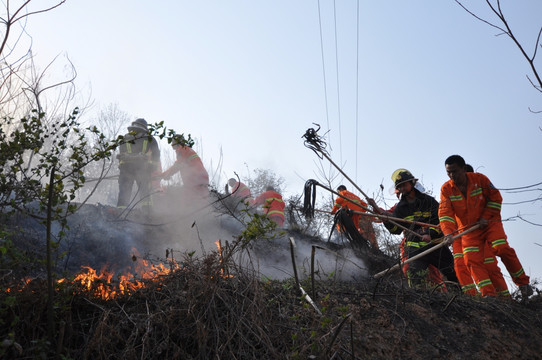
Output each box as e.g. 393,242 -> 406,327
320,152 -> 370,200
317,181 -> 422,239
373,224 -> 480,279
300,206 -> 439,229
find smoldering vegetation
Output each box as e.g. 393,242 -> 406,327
3,187 -> 390,283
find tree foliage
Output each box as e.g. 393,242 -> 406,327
243,168 -> 285,196
0,109 -> 115,218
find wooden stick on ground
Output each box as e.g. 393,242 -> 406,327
290,237 -> 322,315
289,237 -> 300,288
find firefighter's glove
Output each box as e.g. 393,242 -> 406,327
443,234 -> 454,245
478,218 -> 489,229
161,173 -> 171,181
420,234 -> 431,243
366,198 -> 380,213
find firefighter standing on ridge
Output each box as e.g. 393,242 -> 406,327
331,185 -> 378,249
439,155 -> 531,298
250,186 -> 285,227
368,169 -> 458,288
370,187 -> 446,290
116,118 -> 161,210
447,162 -> 509,297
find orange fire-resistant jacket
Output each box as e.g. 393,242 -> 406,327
231,181 -> 252,199
438,172 -> 502,236
440,172 -> 528,292
162,145 -> 209,189
331,190 -> 367,215
251,190 -> 285,224
331,190 -> 370,236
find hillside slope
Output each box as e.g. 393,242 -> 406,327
2,257 -> 541,359
2,201 -> 541,359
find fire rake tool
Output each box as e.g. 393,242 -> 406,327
296,205 -> 439,229
302,125 -> 416,238
302,125 -> 370,200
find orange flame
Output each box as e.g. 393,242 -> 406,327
5,245 -> 236,299
67,248 -> 178,299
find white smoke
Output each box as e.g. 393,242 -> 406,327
238,233 -> 368,282
66,161 -> 369,283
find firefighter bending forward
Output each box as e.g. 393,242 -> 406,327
116,118 -> 161,210
159,134 -> 210,202
331,185 -> 378,249
250,186 -> 285,227
439,154 -> 531,298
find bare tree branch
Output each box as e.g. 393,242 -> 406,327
455,0 -> 542,92
11,1 -> 67,25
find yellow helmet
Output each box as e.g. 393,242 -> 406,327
391,168 -> 417,189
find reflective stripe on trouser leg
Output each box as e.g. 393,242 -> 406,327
489,238 -> 529,287
484,255 -> 510,297
453,238 -> 477,295
462,240 -> 496,297
484,223 -> 529,287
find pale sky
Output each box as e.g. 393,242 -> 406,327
24,1 -> 542,287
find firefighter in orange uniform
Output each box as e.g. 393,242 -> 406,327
160,134 -> 209,201
439,155 -> 531,298
331,185 -> 378,249
250,186 -> 285,227
450,163 -> 509,297
228,178 -> 252,200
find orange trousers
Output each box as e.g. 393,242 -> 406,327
487,222 -> 529,287
453,238 -> 509,297
462,223 -> 524,297
358,216 -> 379,249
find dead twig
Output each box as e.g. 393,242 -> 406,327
322,313 -> 352,360
443,294 -> 458,312
300,285 -> 322,316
